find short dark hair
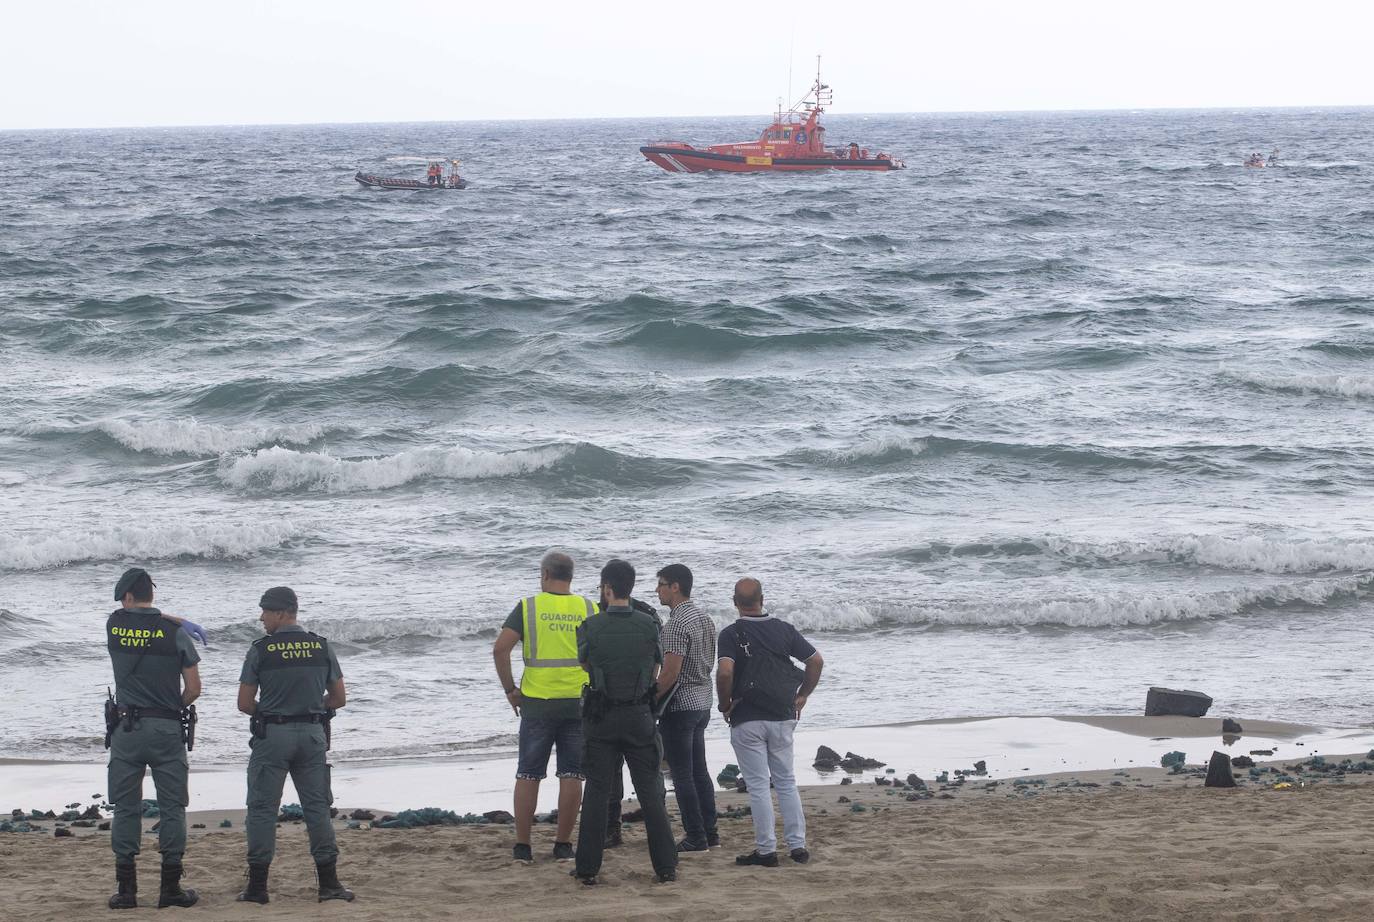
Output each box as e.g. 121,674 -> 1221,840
656,563 -> 693,597
127,572 -> 154,604
600,558 -> 636,600
541,550 -> 574,582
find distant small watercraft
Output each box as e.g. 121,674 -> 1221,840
641,58 -> 903,174
355,158 -> 467,190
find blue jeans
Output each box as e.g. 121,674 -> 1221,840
729,719 -> 804,853
659,709 -> 717,842
516,717 -> 584,779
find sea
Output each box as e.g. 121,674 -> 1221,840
1,108 -> 1372,770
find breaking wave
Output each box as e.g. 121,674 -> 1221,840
1227,369 -> 1374,399
219,444 -> 571,493
18,418 -> 330,457
888,533 -> 1374,576
0,522 -> 301,571
770,574 -> 1372,631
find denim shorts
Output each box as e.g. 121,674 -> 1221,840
516,716 -> 584,780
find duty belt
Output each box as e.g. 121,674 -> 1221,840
258,713 -> 329,724
251,711 -> 334,749
117,706 -> 183,721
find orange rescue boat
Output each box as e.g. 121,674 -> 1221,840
641,60 -> 903,174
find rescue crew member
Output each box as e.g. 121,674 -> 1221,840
236,586 -> 353,904
571,559 -> 677,885
427,162 -> 441,186
104,567 -> 201,910
492,550 -> 596,864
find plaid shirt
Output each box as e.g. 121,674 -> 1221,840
660,600 -> 716,712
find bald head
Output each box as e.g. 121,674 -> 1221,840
733,577 -> 763,614
540,550 -> 574,588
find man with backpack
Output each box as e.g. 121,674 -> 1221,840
715,577 -> 824,868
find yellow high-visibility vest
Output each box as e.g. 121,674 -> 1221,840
519,592 -> 595,700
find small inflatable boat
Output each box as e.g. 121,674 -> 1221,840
355,171 -> 467,190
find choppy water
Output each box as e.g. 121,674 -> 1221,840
2,108 -> 1372,765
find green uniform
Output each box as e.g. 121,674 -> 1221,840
573,605 -> 677,879
105,606 -> 200,864
239,623 -> 343,866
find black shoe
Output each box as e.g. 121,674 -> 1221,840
676,838 -> 709,853
156,863 -> 199,909
603,830 -> 623,848
789,847 -> 811,864
552,841 -> 574,861
108,862 -> 137,910
706,832 -> 721,848
315,861 -> 355,903
569,868 -> 598,886
512,843 -> 534,864
236,863 -> 270,904
656,870 -> 677,883
735,850 -> 779,867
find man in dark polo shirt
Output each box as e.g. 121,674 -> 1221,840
716,577 -> 823,868
105,567 -> 202,910
236,586 -> 353,903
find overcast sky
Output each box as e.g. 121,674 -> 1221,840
2,0 -> 1370,130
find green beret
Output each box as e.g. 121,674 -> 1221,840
114,567 -> 152,602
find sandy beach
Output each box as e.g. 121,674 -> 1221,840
6,740 -> 1374,921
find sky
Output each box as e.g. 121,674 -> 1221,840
1,0 -> 1370,130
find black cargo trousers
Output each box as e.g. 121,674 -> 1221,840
574,702 -> 676,878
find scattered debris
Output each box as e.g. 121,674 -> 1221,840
1204,751 -> 1237,788
1145,686 -> 1213,717
1221,718 -> 1243,734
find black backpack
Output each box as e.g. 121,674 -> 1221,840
734,622 -> 805,719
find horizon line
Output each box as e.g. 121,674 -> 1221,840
3,102 -> 1371,134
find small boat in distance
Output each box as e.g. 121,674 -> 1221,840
356,158 -> 467,190
641,58 -> 903,174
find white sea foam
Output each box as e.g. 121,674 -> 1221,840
18,418 -> 328,456
1228,369 -> 1374,399
0,521 -> 300,571
766,574 -> 1369,631
1043,534 -> 1374,574
219,444 -> 570,493
828,436 -> 928,462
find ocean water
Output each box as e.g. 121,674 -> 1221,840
1,108 -> 1372,767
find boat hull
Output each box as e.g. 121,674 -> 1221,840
355,171 -> 467,190
640,146 -> 901,174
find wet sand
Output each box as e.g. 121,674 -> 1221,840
5,747 -> 1374,921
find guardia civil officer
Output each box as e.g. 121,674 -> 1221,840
236,586 -> 353,903
104,567 -> 202,910
493,550 -> 597,863
572,559 -> 677,885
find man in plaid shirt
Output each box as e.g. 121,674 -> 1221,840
652,564 -> 720,852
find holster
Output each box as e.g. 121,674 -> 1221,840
249,713 -> 267,740
580,686 -> 609,723
103,689 -> 118,750
323,709 -> 335,751
181,705 -> 197,752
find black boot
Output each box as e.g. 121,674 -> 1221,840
316,861 -> 355,902
236,863 -> 269,904
156,862 -> 199,909
108,862 -> 137,910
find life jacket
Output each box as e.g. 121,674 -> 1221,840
519,593 -> 595,700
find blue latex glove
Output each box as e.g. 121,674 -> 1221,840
178,620 -> 210,646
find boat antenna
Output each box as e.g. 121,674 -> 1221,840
787,23 -> 795,116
